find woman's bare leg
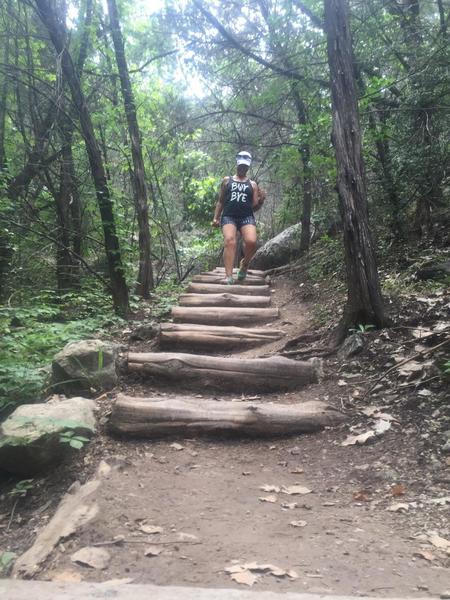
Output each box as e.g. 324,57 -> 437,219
240,224 -> 257,269
222,223 -> 237,278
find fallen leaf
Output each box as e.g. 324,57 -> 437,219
374,419 -> 391,435
353,490 -> 370,502
414,550 -> 435,562
290,520 -> 307,528
259,495 -> 278,503
429,535 -> 450,553
230,571 -> 258,586
341,431 -> 376,446
259,484 -> 281,493
139,525 -> 163,535
286,569 -> 299,580
412,327 -> 432,338
387,503 -> 409,512
391,484 -> 406,497
226,562 -> 298,581
71,547 -> 110,570
177,532 -> 199,542
417,389 -> 432,397
144,546 -> 163,557
281,485 -> 312,496
338,379 -> 347,386
100,578 -> 134,586
425,496 -> 450,506
225,565 -> 246,574
170,443 -> 184,451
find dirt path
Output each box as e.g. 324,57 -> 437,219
3,275 -> 449,595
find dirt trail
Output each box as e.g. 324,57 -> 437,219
6,275 -> 450,595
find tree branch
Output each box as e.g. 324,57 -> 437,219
192,0 -> 328,88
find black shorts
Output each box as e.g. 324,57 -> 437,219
220,215 -> 256,230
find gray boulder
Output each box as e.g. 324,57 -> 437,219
51,339 -> 118,396
416,260 -> 450,281
338,333 -> 365,359
0,396 -> 95,474
251,223 -> 302,270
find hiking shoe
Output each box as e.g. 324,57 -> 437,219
237,259 -> 247,281
220,276 -> 234,285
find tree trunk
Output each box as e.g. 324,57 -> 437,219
55,157 -> 76,291
0,0 -> 11,172
34,0 -> 129,316
107,0 -> 154,297
110,395 -> 345,438
368,109 -> 402,238
127,352 -> 322,392
324,0 -> 388,343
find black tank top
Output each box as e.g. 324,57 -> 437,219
222,176 -> 254,218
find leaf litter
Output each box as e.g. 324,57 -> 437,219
225,562 -> 299,586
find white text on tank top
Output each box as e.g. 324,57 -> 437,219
230,181 -> 250,203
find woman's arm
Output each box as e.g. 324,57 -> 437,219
251,181 -> 266,212
212,177 -> 228,226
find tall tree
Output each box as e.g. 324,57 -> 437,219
33,0 -> 129,315
107,0 -> 154,297
324,0 -> 388,342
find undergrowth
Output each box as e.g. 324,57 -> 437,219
0,285 -> 124,417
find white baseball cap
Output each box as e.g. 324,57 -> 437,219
236,151 -> 252,166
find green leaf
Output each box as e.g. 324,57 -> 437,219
69,439 -> 84,449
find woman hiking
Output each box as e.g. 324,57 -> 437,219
212,150 -> 264,284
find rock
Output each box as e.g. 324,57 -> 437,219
442,440 -> 450,455
0,396 -> 95,474
251,223 -> 302,270
129,322 -> 158,341
416,260 -> 450,281
51,339 -> 118,396
338,333 -> 365,359
71,547 -> 110,570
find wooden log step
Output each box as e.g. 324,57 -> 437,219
159,323 -> 284,350
214,267 -> 266,276
127,352 -> 322,392
110,395 -> 345,438
171,306 -> 279,326
187,283 -> 270,296
179,293 -> 271,308
203,270 -> 266,282
192,274 -> 267,286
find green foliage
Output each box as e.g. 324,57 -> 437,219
0,287 -> 123,415
186,176 -> 219,225
59,430 -> 90,450
307,235 -> 345,282
9,479 -> 34,498
0,551 -> 17,575
150,280 -> 185,319
350,324 -> 375,334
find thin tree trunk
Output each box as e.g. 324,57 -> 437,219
34,0 -> 129,316
291,86 -> 313,252
324,0 -> 388,344
0,0 -> 11,171
368,109 -> 402,238
107,0 -> 154,297
436,0 -> 447,36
